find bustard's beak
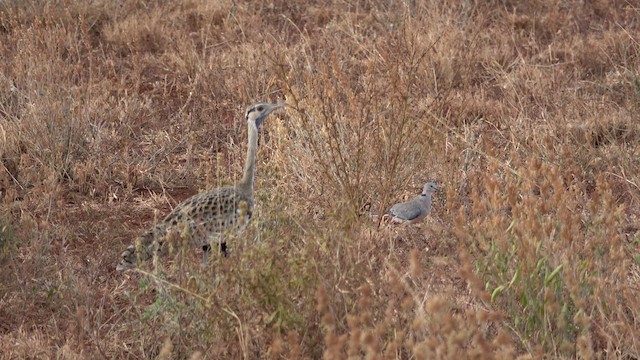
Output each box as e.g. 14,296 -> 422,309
266,102 -> 286,114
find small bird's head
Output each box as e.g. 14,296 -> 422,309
245,102 -> 285,129
422,181 -> 438,195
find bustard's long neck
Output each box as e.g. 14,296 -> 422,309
238,122 -> 258,194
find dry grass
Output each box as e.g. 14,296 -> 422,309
1,0 -> 639,358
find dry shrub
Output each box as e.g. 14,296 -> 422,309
457,157 -> 639,356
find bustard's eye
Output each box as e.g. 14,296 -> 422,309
257,106 -> 264,112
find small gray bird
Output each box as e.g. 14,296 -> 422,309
386,182 -> 438,224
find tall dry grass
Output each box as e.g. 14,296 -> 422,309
1,0 -> 639,358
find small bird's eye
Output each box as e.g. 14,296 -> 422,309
257,106 -> 264,112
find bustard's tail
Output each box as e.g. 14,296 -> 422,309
116,225 -> 167,271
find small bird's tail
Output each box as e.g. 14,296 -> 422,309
366,208 -> 397,226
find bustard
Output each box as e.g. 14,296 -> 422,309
116,102 -> 285,271
386,182 -> 438,224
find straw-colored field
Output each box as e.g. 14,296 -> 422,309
1,0 -> 639,358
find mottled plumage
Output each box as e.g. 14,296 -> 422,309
116,102 -> 284,271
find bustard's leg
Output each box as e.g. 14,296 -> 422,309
220,242 -> 227,257
202,244 -> 211,268
200,242 -> 228,267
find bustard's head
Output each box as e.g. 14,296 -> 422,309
422,181 -> 438,195
245,102 -> 285,129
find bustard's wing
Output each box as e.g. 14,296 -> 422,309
116,187 -> 253,270
165,186 -> 252,246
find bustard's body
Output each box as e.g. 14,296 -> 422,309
386,182 -> 438,224
116,102 -> 284,271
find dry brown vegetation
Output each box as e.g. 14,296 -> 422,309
1,0 -> 639,358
